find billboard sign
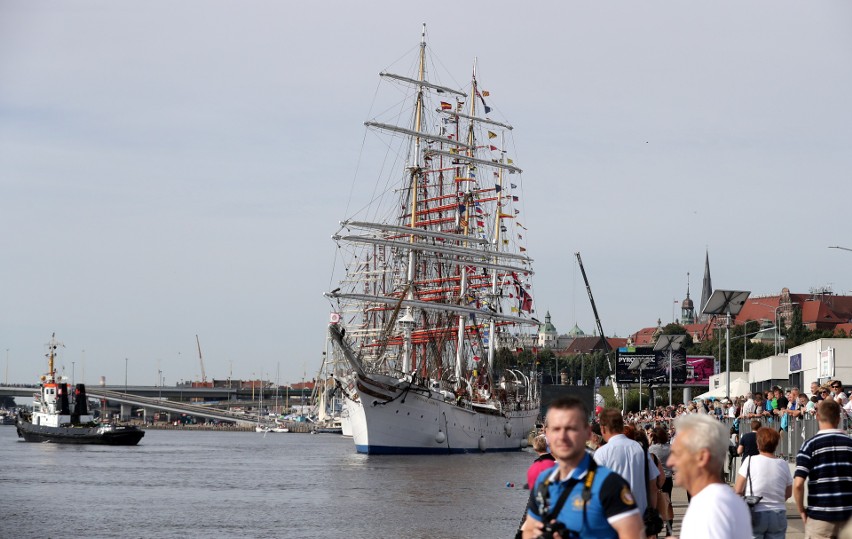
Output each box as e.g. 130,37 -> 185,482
616,346 -> 687,384
819,348 -> 835,379
684,356 -> 715,386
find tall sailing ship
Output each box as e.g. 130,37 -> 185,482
326,26 -> 540,454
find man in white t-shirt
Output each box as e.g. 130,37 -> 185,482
740,393 -> 755,418
668,414 -> 752,539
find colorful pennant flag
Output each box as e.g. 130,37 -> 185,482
476,89 -> 492,114
440,101 -> 452,110
487,131 -> 497,139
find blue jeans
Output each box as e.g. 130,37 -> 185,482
751,509 -> 786,539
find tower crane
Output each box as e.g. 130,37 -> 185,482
195,334 -> 207,384
575,252 -> 619,400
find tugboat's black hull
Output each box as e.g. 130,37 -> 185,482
15,420 -> 145,445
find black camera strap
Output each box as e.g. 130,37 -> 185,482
746,455 -> 754,496
537,458 -> 597,528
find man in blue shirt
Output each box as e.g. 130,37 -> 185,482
522,397 -> 643,539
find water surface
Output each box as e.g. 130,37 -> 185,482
0,427 -> 533,538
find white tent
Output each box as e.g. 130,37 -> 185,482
694,378 -> 751,400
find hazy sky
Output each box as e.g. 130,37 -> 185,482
2,1 -> 851,387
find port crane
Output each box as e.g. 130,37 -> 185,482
195,334 -> 207,384
574,252 -> 619,400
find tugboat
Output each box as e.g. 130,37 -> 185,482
15,334 -> 145,445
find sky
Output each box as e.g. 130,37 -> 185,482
1,1 -> 851,387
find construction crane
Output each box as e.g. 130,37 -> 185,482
195,334 -> 207,384
575,252 -> 619,399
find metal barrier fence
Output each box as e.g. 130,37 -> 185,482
720,414 -> 850,463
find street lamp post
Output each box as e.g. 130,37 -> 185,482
124,358 -> 128,394
702,290 -> 750,402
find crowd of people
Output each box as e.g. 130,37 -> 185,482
620,379 -> 851,428
517,380 -> 852,539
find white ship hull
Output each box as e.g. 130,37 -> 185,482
340,405 -> 354,437
347,374 -> 536,454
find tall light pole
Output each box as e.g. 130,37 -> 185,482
703,290 -> 750,402
4,349 -> 8,385
72,361 -> 75,387
124,358 -> 128,394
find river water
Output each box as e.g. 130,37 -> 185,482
0,426 -> 533,538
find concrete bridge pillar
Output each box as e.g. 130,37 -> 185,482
120,403 -> 132,420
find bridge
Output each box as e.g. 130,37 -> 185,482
0,384 -> 311,426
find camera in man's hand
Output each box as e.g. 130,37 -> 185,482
537,520 -> 579,539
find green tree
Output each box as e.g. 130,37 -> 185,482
785,307 -> 808,349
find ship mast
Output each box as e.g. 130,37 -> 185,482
487,132 -> 505,379
454,59 -> 479,385
400,23 -> 428,374
46,332 -> 59,383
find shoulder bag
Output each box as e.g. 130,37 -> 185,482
742,456 -> 763,510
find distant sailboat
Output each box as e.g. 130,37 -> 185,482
255,379 -> 269,433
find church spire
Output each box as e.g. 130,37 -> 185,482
681,272 -> 695,324
699,249 -> 713,321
